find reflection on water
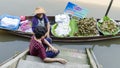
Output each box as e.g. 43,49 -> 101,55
0,30 -> 29,42
94,44 -> 120,68
55,38 -> 120,47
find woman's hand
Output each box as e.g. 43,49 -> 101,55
48,46 -> 58,53
45,31 -> 50,38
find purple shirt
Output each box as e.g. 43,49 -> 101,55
29,36 -> 46,60
32,14 -> 49,31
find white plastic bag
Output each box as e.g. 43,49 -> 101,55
55,13 -> 70,24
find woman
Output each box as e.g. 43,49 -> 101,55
29,26 -> 67,64
32,7 -> 50,38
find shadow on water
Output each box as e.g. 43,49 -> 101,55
0,30 -> 30,42
54,38 -> 120,51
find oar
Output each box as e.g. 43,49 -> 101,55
105,0 -> 114,16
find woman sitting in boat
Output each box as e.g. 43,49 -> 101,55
29,26 -> 67,64
32,7 -> 51,39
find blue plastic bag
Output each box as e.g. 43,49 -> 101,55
0,14 -> 20,30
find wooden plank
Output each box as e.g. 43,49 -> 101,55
89,48 -> 102,68
86,48 -> 97,68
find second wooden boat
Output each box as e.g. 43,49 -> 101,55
0,16 -> 120,43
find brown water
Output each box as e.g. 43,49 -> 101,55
0,0 -> 120,68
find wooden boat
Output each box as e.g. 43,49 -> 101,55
0,16 -> 120,43
0,46 -> 101,68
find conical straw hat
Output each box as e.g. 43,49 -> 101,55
34,7 -> 46,14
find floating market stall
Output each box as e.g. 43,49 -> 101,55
0,0 -> 120,43
0,15 -> 120,43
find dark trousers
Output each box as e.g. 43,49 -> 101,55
45,38 -> 60,58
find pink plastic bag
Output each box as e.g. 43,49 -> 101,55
19,20 -> 32,32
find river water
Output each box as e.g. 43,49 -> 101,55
0,0 -> 120,68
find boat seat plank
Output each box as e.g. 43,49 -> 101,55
17,59 -> 90,68
26,55 -> 42,62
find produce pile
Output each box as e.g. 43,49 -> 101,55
51,14 -> 71,37
52,15 -> 120,37
74,17 -> 99,36
97,16 -> 119,35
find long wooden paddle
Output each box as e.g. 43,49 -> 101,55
105,0 -> 113,16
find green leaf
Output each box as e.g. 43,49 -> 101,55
69,19 -> 78,36
103,16 -> 110,21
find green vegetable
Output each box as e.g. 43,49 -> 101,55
103,16 -> 110,21
97,16 -> 119,35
